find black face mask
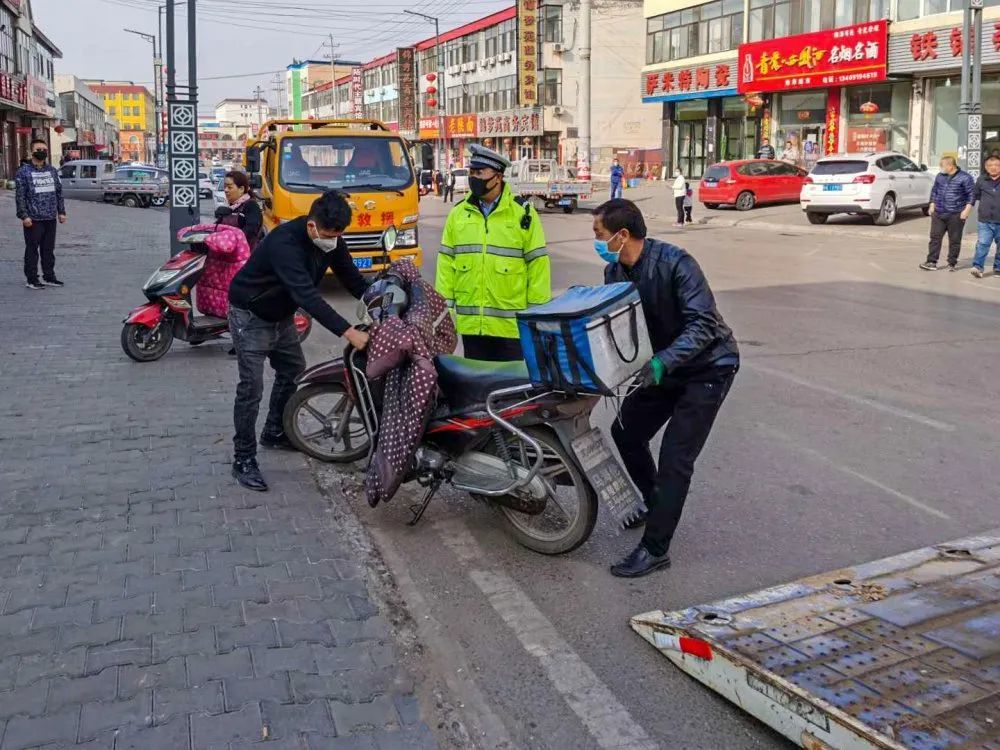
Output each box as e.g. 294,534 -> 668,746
469,174 -> 497,199
32,149 -> 48,161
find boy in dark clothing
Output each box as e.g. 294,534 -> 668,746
15,139 -> 67,290
592,199 -> 739,578
227,190 -> 370,491
920,156 -> 975,272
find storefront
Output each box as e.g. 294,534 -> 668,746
887,19 -> 1000,171
0,70 -> 29,182
641,57 -> 741,178
737,20 -> 902,170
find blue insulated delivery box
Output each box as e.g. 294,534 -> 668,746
517,283 -> 653,395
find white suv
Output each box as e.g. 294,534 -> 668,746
800,152 -> 934,226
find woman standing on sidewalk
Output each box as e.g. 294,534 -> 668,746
671,168 -> 687,227
220,171 -> 263,250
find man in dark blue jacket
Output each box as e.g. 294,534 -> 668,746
970,155 -> 1000,278
15,139 -> 67,290
920,156 -> 975,272
593,199 -> 739,578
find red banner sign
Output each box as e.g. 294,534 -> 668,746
825,88 -> 840,155
846,126 -> 887,153
0,71 -> 27,108
737,20 -> 887,94
644,62 -> 735,99
445,114 -> 478,139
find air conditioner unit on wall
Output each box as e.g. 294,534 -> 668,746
552,43 -> 565,53
552,105 -> 565,116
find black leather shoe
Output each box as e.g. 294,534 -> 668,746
623,510 -> 647,529
260,431 -> 296,451
232,458 -> 268,491
610,543 -> 671,578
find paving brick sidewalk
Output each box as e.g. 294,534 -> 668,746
0,194 -> 435,750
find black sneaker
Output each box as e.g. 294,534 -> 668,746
42,277 -> 64,287
948,264 -> 958,272
260,430 -> 296,451
919,262 -> 938,271
610,543 -> 672,578
25,280 -> 45,290
232,457 -> 268,491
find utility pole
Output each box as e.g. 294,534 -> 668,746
324,35 -> 341,118
270,72 -> 285,117
123,29 -> 159,164
252,85 -> 265,131
405,9 -> 444,172
576,0 -> 592,181
958,0 -> 984,181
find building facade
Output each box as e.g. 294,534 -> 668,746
85,81 -> 155,163
52,74 -> 108,160
0,0 -> 60,182
642,0 -> 1000,179
287,59 -> 362,121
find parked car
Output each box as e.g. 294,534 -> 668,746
419,169 -> 433,196
198,170 -> 213,199
211,166 -> 226,182
116,166 -> 169,207
213,176 -> 227,210
59,160 -> 118,201
451,167 -> 469,193
800,152 -> 934,226
699,160 -> 808,211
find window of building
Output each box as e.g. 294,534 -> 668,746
750,0 -> 889,40
897,0 -> 999,20
538,69 -> 561,106
539,5 -> 563,43
647,0 -> 743,65
0,10 -> 14,73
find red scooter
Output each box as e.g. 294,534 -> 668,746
121,227 -> 311,362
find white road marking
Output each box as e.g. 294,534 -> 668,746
745,361 -> 955,432
869,261 -> 885,272
758,424 -> 952,521
434,518 -> 659,750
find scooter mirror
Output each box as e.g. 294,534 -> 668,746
381,225 -> 398,253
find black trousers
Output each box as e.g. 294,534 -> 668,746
675,196 -> 686,224
462,334 -> 523,362
443,186 -> 454,202
23,219 -> 57,283
612,365 -> 737,556
229,306 -> 306,461
927,213 -> 965,267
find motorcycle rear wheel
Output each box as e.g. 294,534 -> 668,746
493,427 -> 598,555
283,383 -> 370,463
121,322 -> 173,362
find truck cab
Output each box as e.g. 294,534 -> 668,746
246,119 -> 422,273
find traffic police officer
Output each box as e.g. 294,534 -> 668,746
435,144 -> 551,361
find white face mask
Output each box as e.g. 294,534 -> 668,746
309,223 -> 340,252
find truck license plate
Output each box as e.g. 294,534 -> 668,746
353,257 -> 373,270
558,198 -> 573,206
571,428 -> 645,530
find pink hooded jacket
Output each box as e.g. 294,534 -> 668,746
177,223 -> 251,319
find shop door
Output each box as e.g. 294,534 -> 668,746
676,121 -> 706,179
778,125 -> 825,171
721,118 -> 757,161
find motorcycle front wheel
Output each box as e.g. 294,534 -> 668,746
493,427 -> 598,555
121,322 -> 173,362
283,383 -> 370,462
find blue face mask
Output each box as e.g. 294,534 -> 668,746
594,233 -> 622,264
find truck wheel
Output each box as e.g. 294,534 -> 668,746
121,194 -> 140,208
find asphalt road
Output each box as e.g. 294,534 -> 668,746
302,195 -> 1000,750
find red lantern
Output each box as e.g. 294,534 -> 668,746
426,98 -> 438,107
425,73 -> 436,82
859,101 -> 879,116
54,124 -> 65,134
744,93 -> 764,109
426,85 -> 437,95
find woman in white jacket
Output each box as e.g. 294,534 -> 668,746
671,168 -> 687,227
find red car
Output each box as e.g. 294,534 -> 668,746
699,160 -> 809,211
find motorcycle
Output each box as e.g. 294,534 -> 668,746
121,225 -> 312,362
282,228 -> 613,555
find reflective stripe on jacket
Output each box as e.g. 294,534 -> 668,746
435,184 -> 551,339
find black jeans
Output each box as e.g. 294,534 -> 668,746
229,306 -> 306,461
23,219 -> 57,283
462,334 -> 523,362
675,196 -> 686,224
612,365 -> 737,556
927,213 -> 965,267
443,186 -> 454,202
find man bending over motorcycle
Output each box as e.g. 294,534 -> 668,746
227,190 -> 370,491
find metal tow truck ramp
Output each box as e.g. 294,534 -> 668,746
631,531 -> 1000,750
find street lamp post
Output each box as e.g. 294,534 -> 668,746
405,9 -> 445,172
123,27 -> 159,164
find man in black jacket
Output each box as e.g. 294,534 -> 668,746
592,199 -> 740,578
971,154 -> 1000,278
228,190 -> 370,491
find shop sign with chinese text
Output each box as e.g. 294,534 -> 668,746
738,20 -> 888,94
0,71 -> 27,110
477,107 -> 542,137
517,0 -> 538,106
642,60 -> 736,101
846,126 -> 887,153
888,22 -> 1000,74
418,116 -> 439,139
396,47 -> 417,135
25,76 -> 54,117
351,67 -> 364,119
445,114 -> 478,139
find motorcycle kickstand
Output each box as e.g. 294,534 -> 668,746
408,479 -> 441,527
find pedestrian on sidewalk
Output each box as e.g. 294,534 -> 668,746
227,190 -> 371,491
671,168 -> 687,227
15,138 -> 67,290
970,154 -> 1000,278
434,169 -> 444,197
920,156 -> 975,272
591,199 -> 739,578
443,168 -> 455,203
683,182 -> 693,223
610,158 -> 624,200
756,138 -> 775,160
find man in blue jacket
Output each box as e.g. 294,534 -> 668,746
609,158 -> 625,199
920,156 -> 974,272
15,138 -> 67,290
970,154 -> 1000,278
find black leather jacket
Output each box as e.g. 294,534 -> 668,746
605,238 -> 739,374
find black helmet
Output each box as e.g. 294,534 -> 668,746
360,273 -> 408,323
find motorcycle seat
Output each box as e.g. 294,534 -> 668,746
434,355 -> 531,410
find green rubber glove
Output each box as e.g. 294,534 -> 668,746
638,357 -> 666,388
